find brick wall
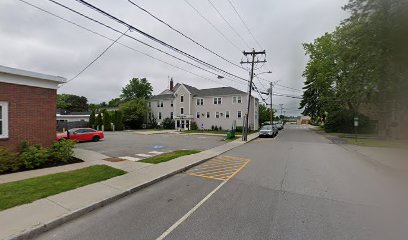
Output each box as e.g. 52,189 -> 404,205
0,82 -> 56,152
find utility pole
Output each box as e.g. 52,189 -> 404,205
269,82 -> 273,125
241,49 -> 266,141
279,104 -> 284,118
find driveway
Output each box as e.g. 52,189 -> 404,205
77,131 -> 226,158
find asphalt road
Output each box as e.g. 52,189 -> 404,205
34,126 -> 406,240
77,131 -> 225,157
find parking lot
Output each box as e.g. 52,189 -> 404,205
77,131 -> 226,158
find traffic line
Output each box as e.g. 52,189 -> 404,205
156,156 -> 250,240
149,151 -> 165,155
118,156 -> 141,162
136,153 -> 153,158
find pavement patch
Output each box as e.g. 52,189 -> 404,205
136,153 -> 153,158
187,155 -> 250,181
119,156 -> 141,162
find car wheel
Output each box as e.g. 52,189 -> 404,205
93,136 -> 100,142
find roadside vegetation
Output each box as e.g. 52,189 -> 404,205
300,0 -> 408,138
0,139 -> 78,174
141,150 -> 200,164
0,165 -> 126,211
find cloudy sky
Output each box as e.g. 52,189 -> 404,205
0,0 -> 348,115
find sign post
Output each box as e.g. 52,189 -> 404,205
354,117 -> 359,142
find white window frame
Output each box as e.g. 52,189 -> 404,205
237,111 -> 242,119
160,100 -> 164,108
170,112 -> 174,119
225,111 -> 230,119
0,102 -> 8,138
180,107 -> 184,115
180,95 -> 184,103
196,98 -> 204,106
158,112 -> 162,120
233,96 -> 242,104
171,100 -> 174,107
196,112 -> 200,118
213,97 -> 222,105
215,112 -> 220,119
206,112 -> 210,118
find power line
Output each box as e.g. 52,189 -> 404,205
19,0 -> 246,90
72,0 -> 248,82
183,0 -> 242,51
47,0 -> 247,84
226,0 -> 262,49
127,0 -> 245,71
206,0 -> 250,49
67,28 -> 129,84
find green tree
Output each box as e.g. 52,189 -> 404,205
162,118 -> 175,129
258,104 -> 271,125
96,113 -> 103,130
113,110 -> 124,131
108,98 -> 121,108
121,78 -> 153,101
102,110 -> 112,131
119,99 -> 149,129
57,94 -> 89,112
89,110 -> 96,128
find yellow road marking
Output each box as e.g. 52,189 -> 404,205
187,155 -> 250,181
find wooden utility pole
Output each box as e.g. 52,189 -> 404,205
270,82 -> 273,125
240,49 -> 266,141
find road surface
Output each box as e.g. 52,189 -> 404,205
34,125 -> 405,240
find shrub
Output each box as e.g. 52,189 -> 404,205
162,117 -> 175,129
325,109 -> 374,134
0,147 -> 20,173
49,139 -> 76,163
219,126 -> 223,131
211,125 -> 215,131
214,126 -> 219,131
235,126 -> 243,133
18,145 -> 49,169
190,121 -> 198,130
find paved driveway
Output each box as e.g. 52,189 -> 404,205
77,131 -> 225,158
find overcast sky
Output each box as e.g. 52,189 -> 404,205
0,0 -> 348,115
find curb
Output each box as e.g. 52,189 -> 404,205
6,135 -> 258,240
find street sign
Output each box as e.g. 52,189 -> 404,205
354,117 -> 359,127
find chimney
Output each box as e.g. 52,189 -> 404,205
170,77 -> 174,91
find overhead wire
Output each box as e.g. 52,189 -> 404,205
126,0 -> 245,71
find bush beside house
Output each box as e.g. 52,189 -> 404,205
0,139 -> 77,174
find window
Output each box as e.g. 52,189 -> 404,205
196,112 -> 200,118
157,101 -> 160,107
196,98 -> 204,106
0,102 -> 8,138
170,112 -> 174,119
180,95 -> 184,103
180,107 -> 184,114
233,96 -> 242,104
158,112 -> 162,120
226,111 -> 230,118
213,97 -> 222,105
215,112 -> 220,118
171,100 -> 173,107
160,101 -> 163,108
206,112 -> 210,118
237,111 -> 242,118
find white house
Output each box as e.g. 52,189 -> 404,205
149,79 -> 259,131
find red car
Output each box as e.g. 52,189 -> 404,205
56,128 -> 104,142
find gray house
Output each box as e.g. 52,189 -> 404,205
149,79 -> 259,131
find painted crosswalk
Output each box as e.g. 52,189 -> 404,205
118,151 -> 166,162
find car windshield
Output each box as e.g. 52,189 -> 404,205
261,125 -> 272,130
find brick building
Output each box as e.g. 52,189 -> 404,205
0,65 -> 66,151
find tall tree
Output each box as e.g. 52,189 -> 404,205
89,110 -> 96,129
57,94 -> 89,112
121,78 -> 153,101
119,98 -> 149,129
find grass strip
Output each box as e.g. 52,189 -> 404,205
0,165 -> 126,211
141,150 -> 201,164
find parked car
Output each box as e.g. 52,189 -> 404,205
259,125 -> 278,138
56,128 -> 104,142
276,122 -> 284,130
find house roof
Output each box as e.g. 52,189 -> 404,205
0,65 -> 66,83
150,83 -> 248,100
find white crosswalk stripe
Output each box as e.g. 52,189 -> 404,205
119,156 -> 141,162
149,151 -> 164,155
136,153 -> 153,158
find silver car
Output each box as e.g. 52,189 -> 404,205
259,125 -> 278,138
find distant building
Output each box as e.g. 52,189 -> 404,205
149,79 -> 259,130
0,65 -> 65,151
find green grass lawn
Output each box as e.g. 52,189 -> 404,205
342,137 -> 399,148
225,137 -> 239,142
141,150 -> 201,164
0,165 -> 126,211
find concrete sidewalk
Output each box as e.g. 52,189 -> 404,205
0,133 -> 258,240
